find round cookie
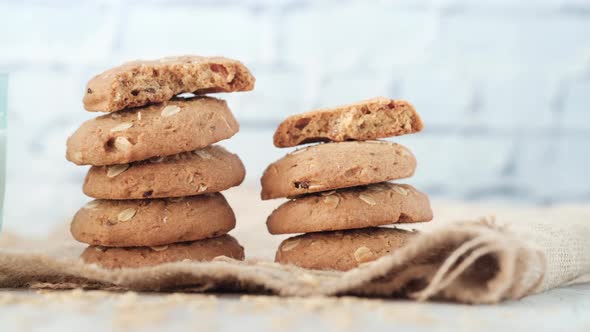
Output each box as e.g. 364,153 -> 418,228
67,96 -> 239,166
275,227 -> 415,271
81,235 -> 245,269
71,193 -> 235,247
83,145 -> 245,199
273,97 -> 423,148
83,55 -> 255,113
260,141 -> 416,200
267,183 -> 432,235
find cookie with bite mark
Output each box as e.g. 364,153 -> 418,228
83,55 -> 255,113
273,97 -> 423,148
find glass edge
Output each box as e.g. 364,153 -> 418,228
0,73 -> 6,229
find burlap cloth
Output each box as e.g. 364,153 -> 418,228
1,187 -> 589,304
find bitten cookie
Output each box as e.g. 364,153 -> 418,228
83,145 -> 245,199
275,227 -> 415,271
67,96 -> 239,166
267,183 -> 432,234
81,235 -> 245,269
273,97 -> 423,147
71,193 -> 235,247
260,141 -> 416,200
83,55 -> 255,113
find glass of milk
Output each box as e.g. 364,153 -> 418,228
0,73 -> 6,230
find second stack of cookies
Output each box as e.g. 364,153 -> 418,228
66,56 -> 255,269
261,97 -> 433,271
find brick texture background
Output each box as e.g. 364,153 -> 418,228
1,0 -> 589,233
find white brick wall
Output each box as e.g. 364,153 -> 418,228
0,2 -> 116,64
117,5 -> 272,64
1,0 -> 590,233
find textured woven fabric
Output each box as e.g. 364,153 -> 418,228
0,201 -> 588,304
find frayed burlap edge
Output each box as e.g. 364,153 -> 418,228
0,220 -> 547,304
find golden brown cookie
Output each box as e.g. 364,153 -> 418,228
71,194 -> 235,247
83,145 -> 245,199
275,227 -> 415,271
83,55 -> 255,113
67,96 -> 239,166
81,235 -> 245,269
273,97 -> 423,147
267,183 -> 432,234
260,141 -> 416,200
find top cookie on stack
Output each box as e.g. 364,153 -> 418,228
83,55 -> 254,113
261,97 -> 433,271
273,97 -> 423,147
66,55 -> 254,269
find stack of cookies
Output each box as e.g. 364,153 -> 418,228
65,56 -> 255,269
261,97 -> 433,271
